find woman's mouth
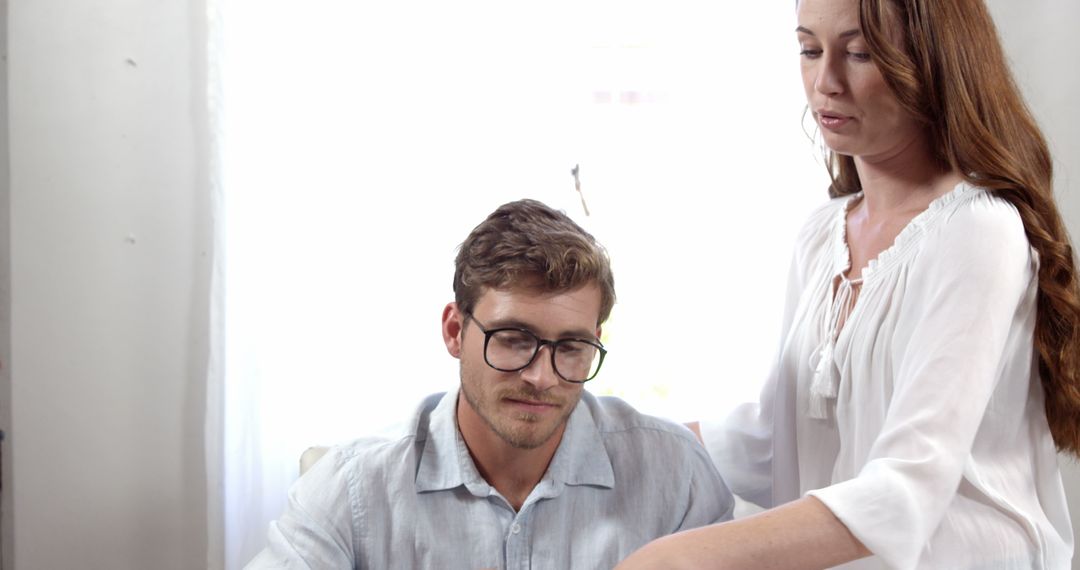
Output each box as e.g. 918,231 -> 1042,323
817,111 -> 852,130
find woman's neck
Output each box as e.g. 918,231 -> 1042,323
840,139 -> 965,282
852,138 -> 962,217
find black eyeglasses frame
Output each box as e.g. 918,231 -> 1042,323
464,313 -> 607,384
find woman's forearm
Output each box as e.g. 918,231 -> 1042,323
616,496 -> 872,570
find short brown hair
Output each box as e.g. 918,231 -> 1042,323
453,199 -> 616,326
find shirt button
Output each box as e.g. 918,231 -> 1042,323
511,524 -> 522,535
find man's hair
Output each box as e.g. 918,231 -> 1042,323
453,199 -> 615,326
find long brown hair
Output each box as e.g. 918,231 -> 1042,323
823,0 -> 1080,454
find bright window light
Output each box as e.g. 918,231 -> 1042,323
219,1 -> 830,566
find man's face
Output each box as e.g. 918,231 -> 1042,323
443,284 -> 602,450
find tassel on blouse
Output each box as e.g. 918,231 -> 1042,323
807,275 -> 861,420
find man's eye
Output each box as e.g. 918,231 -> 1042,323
556,343 -> 583,355
494,332 -> 534,349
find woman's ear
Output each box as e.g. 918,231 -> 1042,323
442,302 -> 464,358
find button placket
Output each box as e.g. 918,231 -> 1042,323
504,505 -> 534,569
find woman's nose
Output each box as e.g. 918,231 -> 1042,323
815,53 -> 845,96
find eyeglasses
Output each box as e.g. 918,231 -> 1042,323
465,313 -> 607,383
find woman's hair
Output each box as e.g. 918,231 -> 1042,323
453,199 -> 616,327
823,0 -> 1080,454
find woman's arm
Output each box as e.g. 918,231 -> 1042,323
630,194 -> 1038,569
616,496 -> 870,570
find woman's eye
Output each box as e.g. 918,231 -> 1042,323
800,48 -> 822,59
849,52 -> 872,62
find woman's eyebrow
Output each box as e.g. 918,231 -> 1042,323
795,26 -> 862,38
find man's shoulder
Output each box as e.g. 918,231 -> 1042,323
320,392 -> 448,479
576,392 -> 730,514
581,392 -> 701,450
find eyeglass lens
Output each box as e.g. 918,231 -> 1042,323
485,329 -> 601,382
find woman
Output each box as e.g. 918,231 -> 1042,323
617,0 -> 1080,568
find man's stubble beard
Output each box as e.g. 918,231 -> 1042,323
458,362 -> 578,450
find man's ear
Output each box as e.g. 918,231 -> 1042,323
442,302 -> 465,358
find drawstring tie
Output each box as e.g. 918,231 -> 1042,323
807,275 -> 861,419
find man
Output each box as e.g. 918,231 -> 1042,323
247,199 -> 733,569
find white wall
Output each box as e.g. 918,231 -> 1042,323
5,0 -> 211,567
1,0 -> 12,566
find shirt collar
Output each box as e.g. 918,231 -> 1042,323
414,389 -> 615,495
414,388 -> 483,494
543,391 -> 615,489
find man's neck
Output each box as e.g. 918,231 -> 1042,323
456,393 -> 566,511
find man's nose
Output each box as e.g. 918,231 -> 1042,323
518,345 -> 560,390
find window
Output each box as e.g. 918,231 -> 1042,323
219,1 -> 829,566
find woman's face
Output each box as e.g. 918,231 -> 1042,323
796,0 -> 923,161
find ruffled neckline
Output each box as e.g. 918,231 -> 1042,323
830,181 -> 978,283
808,180 -> 979,420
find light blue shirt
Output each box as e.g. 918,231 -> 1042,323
247,389 -> 733,569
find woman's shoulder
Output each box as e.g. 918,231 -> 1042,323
930,183 -> 1027,248
802,194 -> 850,229
791,194 -> 851,256
913,183 -> 1033,273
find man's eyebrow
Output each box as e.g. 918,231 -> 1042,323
560,328 -> 600,341
486,318 -> 596,339
482,317 -> 533,331
795,26 -> 862,39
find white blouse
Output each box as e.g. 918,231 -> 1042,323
702,183 -> 1074,569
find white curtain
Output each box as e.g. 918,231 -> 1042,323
212,1 -> 828,567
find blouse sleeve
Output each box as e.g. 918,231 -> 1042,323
700,395 -> 775,508
701,241 -> 812,508
808,196 -> 1038,569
